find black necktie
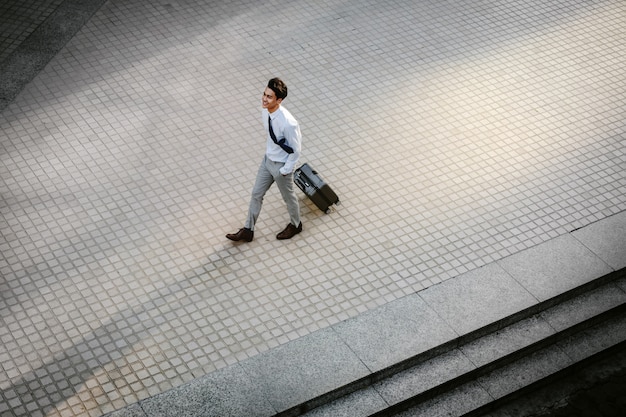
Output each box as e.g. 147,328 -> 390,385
268,116 -> 294,154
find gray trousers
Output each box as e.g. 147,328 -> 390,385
245,155 -> 301,231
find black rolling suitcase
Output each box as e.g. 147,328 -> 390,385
294,163 -> 339,214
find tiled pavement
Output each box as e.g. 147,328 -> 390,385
0,0 -> 625,416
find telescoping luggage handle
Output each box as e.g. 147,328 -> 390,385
295,163 -> 321,190
294,166 -> 314,190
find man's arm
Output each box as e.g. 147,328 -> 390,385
279,122 -> 302,175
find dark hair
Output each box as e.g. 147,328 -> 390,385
268,78 -> 288,100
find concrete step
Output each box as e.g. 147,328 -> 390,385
381,307 -> 626,417
297,270 -> 626,417
476,336 -> 626,417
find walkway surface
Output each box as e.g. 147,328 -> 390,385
0,0 -> 625,416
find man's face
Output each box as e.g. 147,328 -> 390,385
262,87 -> 282,112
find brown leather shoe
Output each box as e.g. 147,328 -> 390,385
276,222 -> 302,240
226,228 -> 253,242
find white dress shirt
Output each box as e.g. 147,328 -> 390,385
263,106 -> 302,175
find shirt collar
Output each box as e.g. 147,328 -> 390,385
268,107 -> 281,120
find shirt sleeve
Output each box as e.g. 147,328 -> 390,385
279,120 -> 302,175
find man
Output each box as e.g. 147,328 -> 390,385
226,78 -> 303,242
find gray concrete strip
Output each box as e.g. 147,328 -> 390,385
556,313 -> 626,363
429,382 -> 494,416
484,340 -> 626,417
372,349 -> 475,406
476,344 -> 573,400
17,3 -> 94,51
238,327 -> 371,414
331,293 -> 457,373
418,263 -> 538,336
497,234 -> 614,302
459,315 -> 556,368
539,282 -> 626,332
391,314 -> 626,417
0,48 -> 52,102
0,0 -> 107,111
572,211 -> 626,270
393,396 -> 454,417
140,363 -> 275,417
300,387 -> 387,417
